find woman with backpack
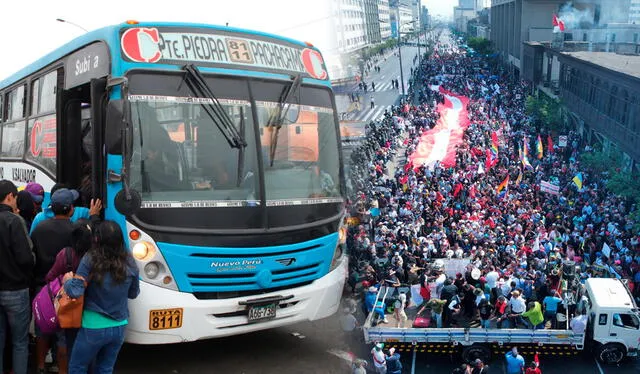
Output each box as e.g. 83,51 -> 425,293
62,220 -> 140,374
45,219 -> 93,363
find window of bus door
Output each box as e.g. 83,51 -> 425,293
1,85 -> 26,158
252,85 -> 341,205
26,70 -> 58,174
129,95 -> 260,206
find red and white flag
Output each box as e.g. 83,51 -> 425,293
552,14 -> 565,33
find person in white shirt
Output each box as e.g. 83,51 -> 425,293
508,291 -> 527,328
371,343 -> 387,374
485,266 -> 500,302
394,293 -> 408,328
570,311 -> 588,334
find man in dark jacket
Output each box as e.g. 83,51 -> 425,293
0,180 -> 34,374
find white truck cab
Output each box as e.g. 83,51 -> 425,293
585,278 -> 640,364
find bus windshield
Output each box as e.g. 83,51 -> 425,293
127,73 -> 342,212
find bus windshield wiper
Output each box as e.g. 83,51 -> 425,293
182,64 -> 247,149
268,74 -> 302,167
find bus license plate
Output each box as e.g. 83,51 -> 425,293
248,303 -> 276,323
149,308 -> 183,330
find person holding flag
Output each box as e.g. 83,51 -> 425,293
525,352 -> 541,374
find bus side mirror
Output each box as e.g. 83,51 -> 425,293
114,188 -> 142,216
106,100 -> 125,155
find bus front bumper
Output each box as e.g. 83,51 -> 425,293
124,255 -> 347,344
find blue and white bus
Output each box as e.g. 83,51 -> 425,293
0,21 -> 347,344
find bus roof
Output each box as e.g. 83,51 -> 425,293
1,21 -> 314,89
586,278 -> 636,309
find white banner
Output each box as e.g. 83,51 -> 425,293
540,181 -> 560,195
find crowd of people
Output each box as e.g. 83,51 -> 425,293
344,33 -> 640,372
0,180 -> 140,374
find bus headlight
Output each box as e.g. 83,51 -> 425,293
144,262 -> 161,279
132,241 -> 156,261
127,223 -> 178,291
330,244 -> 345,271
338,226 -> 348,244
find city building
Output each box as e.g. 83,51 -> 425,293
491,0 -> 633,77
333,0 -> 368,54
363,0 -> 382,44
629,0 -> 640,24
399,1 -> 415,33
379,0 -> 392,39
522,41 -> 640,170
421,5 -> 430,31
454,6 -> 477,34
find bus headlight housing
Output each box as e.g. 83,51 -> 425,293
126,222 -> 178,291
330,222 -> 348,271
132,241 -> 156,261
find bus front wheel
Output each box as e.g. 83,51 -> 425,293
596,343 -> 625,365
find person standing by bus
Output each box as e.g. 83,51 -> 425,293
0,180 -> 34,374
63,221 -> 140,373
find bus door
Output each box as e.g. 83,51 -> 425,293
59,42 -> 109,204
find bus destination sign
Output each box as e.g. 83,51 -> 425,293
120,27 -> 328,80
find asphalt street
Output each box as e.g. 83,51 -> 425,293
347,43 -> 423,123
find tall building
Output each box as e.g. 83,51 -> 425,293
363,0 -> 382,44
379,0 -> 392,40
332,0 -> 368,54
421,5 -> 430,30
490,0 -> 632,77
631,0 -> 640,24
459,0 -> 476,9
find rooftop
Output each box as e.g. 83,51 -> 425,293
586,278 -> 636,309
562,51 -> 640,79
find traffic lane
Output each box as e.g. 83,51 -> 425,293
114,318 -> 351,374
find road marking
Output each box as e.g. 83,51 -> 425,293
594,358 -> 605,374
381,75 -> 385,79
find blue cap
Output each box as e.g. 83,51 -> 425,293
50,188 -> 79,207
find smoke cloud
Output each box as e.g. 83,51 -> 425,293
558,2 -> 594,29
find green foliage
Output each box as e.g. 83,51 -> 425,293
466,37 -> 492,55
525,95 -> 567,133
580,149 -> 640,206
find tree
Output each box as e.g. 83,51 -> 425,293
525,95 -> 568,133
466,37 -> 492,55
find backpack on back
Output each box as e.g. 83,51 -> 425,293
32,247 -> 73,334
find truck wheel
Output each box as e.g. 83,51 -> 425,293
461,344 -> 491,364
596,343 -> 626,365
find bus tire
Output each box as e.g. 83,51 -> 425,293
461,344 -> 491,364
596,343 -> 626,365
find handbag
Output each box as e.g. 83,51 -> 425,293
55,274 -> 87,329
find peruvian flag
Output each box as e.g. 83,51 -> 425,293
552,14 -> 565,33
547,134 -> 554,154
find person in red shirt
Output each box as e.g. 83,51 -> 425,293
525,360 -> 541,374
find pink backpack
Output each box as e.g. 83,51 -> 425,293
33,277 -> 64,334
32,248 -> 73,334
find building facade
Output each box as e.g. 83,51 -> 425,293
491,0 -> 634,77
630,0 -> 640,24
379,0 -> 392,39
334,0 -> 368,54
363,0 -> 382,44
522,41 -> 640,170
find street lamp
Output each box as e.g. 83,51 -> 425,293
379,17 -> 417,98
55,18 -> 89,33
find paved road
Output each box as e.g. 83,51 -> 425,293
348,44 -> 422,123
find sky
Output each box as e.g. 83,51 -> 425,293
0,0 -> 334,80
423,0 -> 457,20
